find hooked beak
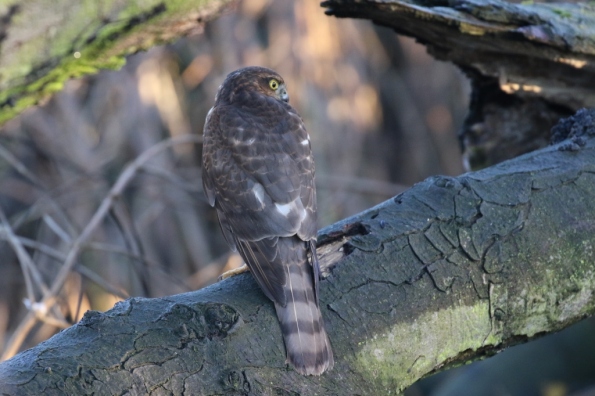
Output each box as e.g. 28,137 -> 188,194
278,85 -> 289,102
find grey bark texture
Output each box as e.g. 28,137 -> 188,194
323,0 -> 595,169
1,110 -> 595,394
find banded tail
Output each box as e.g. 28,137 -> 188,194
274,241 -> 333,375
236,236 -> 334,375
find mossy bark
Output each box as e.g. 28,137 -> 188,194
0,0 -> 231,125
1,114 -> 595,394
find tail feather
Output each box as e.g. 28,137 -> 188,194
274,246 -> 334,375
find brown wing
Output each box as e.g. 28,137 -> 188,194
202,97 -> 317,305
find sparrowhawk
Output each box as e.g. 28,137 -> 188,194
201,66 -> 333,375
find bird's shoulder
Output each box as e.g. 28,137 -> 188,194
207,100 -> 307,151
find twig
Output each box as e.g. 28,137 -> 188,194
0,142 -> 79,239
42,214 -> 72,243
0,134 -> 202,361
86,242 -> 192,291
47,134 -> 202,299
141,164 -> 203,195
0,207 -> 49,299
75,265 -> 129,300
0,235 -> 63,261
109,202 -> 150,296
34,313 -> 71,329
0,311 -> 36,361
85,241 -> 159,267
0,234 -> 130,300
0,144 -> 45,190
316,174 -> 409,197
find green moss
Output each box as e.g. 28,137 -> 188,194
353,301 -> 493,393
505,231 -> 595,338
0,0 -> 228,125
552,8 -> 572,18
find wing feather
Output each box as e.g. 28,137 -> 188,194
235,237 -> 286,306
203,102 -> 317,242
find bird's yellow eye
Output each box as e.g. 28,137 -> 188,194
269,79 -> 279,90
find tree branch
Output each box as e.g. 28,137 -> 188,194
322,0 -> 595,168
0,0 -> 233,125
1,111 -> 594,394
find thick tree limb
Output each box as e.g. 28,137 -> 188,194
1,112 -> 595,394
323,0 -> 595,168
0,0 -> 232,125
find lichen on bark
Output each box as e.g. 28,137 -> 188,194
0,0 -> 231,125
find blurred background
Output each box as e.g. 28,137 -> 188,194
2,0 -> 592,395
0,0 -> 468,360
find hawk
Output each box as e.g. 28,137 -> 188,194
201,66 -> 334,375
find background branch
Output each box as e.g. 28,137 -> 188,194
0,135 -> 202,361
0,0 -> 233,125
323,0 -> 595,169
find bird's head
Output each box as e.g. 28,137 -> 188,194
215,66 -> 289,105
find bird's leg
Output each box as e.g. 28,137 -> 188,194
219,263 -> 250,280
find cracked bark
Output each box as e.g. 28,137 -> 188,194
322,0 -> 595,169
1,112 -> 595,395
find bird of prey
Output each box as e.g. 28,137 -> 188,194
201,66 -> 333,375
